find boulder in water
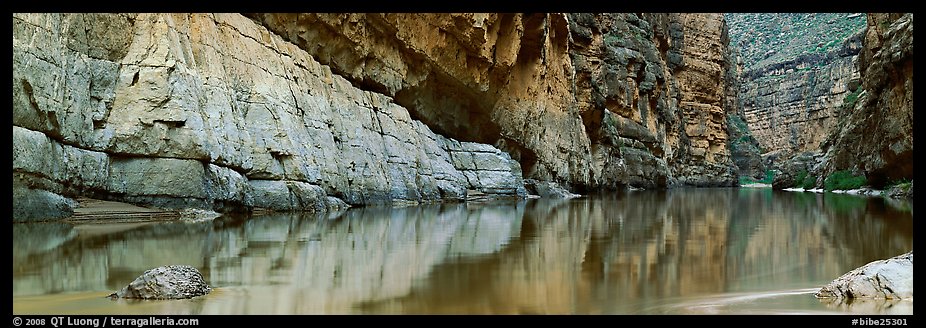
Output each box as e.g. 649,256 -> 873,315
814,251 -> 913,299
109,265 -> 212,299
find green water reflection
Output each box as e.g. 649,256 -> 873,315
12,189 -> 913,314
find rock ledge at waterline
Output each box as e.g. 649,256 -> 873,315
814,251 -> 913,300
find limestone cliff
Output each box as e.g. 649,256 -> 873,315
13,13 -> 742,220
567,13 -> 737,188
728,13 -> 866,158
246,13 -> 594,187
819,13 -> 914,187
13,13 -> 526,221
250,13 -> 739,189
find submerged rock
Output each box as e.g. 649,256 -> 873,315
109,265 -> 212,300
814,251 -> 913,300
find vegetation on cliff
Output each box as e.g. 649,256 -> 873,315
726,13 -> 866,72
728,13 -> 865,159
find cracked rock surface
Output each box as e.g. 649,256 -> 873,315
815,251 -> 913,300
109,265 -> 212,300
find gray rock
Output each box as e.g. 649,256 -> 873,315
771,151 -> 823,189
886,180 -> 913,199
524,179 -> 580,198
13,184 -> 77,222
324,196 -> 350,211
109,265 -> 212,299
13,14 -> 530,216
248,180 -> 328,211
178,208 -> 221,222
814,251 -> 913,300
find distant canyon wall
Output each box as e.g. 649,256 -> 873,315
739,31 -> 863,157
13,13 -> 741,220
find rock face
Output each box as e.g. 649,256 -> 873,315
568,13 -> 738,188
819,13 -> 914,188
727,114 -> 766,179
252,13 -> 739,189
771,151 -> 824,189
247,13 -> 594,188
815,251 -> 913,300
13,13 -> 742,220
109,265 -> 212,299
12,14 -> 526,220
524,179 -> 579,198
886,180 -> 913,199
728,13 -> 865,157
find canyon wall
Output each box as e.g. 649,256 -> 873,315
729,13 -> 865,158
819,13 -> 914,187
246,13 -> 594,187
739,38 -> 862,156
13,13 -> 526,221
566,13 -> 737,188
250,13 -> 738,189
13,13 -> 741,221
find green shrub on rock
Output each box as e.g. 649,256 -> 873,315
824,170 -> 867,191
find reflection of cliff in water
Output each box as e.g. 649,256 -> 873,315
371,189 -> 912,314
12,190 -> 912,314
13,202 -> 524,313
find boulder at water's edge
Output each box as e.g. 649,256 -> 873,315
815,251 -> 913,300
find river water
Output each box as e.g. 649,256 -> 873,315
12,188 -> 913,314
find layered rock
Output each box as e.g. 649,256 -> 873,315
671,14 -> 739,186
819,13 -> 914,188
12,13 -> 525,221
771,151 -> 824,189
814,251 -> 913,300
247,13 -> 594,187
568,13 -> 737,188
739,31 -> 863,156
252,13 -> 739,189
727,114 -> 766,179
13,13 -> 744,220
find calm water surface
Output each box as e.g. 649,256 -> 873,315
12,189 -> 914,314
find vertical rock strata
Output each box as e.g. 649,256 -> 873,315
568,13 -> 737,188
252,13 -> 738,189
820,13 -> 914,187
13,13 -> 742,220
